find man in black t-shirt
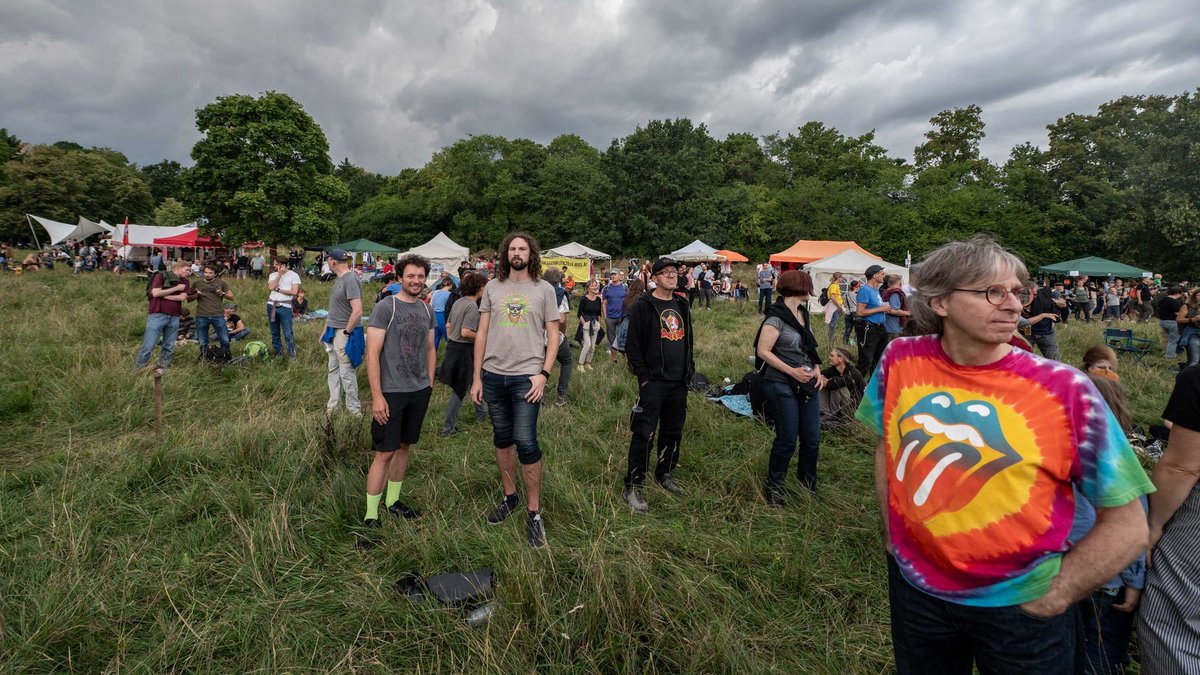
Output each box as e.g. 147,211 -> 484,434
622,257 -> 695,513
1137,280 -> 1155,323
1157,286 -> 1185,359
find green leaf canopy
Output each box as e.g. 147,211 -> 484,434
325,238 -> 399,253
1038,256 -> 1150,278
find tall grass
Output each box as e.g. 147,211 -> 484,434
0,267 -> 1175,672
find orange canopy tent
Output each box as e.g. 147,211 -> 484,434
769,240 -> 878,266
714,249 -> 748,262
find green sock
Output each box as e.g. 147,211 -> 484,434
365,493 -> 382,521
386,480 -> 403,506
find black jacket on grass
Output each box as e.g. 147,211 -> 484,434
625,291 -> 695,385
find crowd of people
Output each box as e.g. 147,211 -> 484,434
13,226 -> 1190,672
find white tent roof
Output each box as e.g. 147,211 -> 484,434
544,241 -> 610,260
75,217 -> 111,239
403,231 -> 470,271
667,239 -> 725,262
804,249 -> 909,313
29,215 -> 77,246
30,214 -> 122,246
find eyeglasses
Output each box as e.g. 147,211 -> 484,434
953,285 -> 1033,306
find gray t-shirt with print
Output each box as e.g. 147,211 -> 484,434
479,278 -> 560,376
447,296 -> 481,343
367,296 -> 435,393
325,271 -> 363,329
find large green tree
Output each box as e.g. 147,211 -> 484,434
141,160 -> 184,205
602,118 -> 723,255
0,144 -> 153,239
183,91 -> 348,245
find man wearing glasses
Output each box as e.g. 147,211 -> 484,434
856,235 -> 1153,673
622,257 -> 695,513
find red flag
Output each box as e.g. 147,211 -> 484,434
121,216 -> 130,250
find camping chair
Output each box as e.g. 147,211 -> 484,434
1103,328 -> 1155,364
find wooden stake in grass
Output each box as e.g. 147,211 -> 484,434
153,367 -> 164,439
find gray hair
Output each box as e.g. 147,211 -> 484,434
542,267 -> 563,285
909,235 -> 1029,336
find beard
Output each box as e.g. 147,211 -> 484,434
509,257 -> 527,271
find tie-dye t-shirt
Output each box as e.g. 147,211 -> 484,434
855,335 -> 1153,607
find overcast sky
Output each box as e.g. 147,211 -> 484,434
2,0 -> 1196,174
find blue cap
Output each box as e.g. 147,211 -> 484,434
327,248 -> 351,261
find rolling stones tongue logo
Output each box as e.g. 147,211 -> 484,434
895,392 -> 1021,520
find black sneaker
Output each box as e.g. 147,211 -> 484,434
355,518 -> 381,550
766,489 -> 786,509
526,511 -> 546,548
486,496 -> 519,525
657,474 -> 684,495
385,500 -> 421,519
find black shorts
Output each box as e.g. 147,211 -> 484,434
371,387 -> 432,451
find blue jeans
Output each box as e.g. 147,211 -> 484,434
764,379 -> 821,492
135,313 -> 180,369
1181,326 -> 1200,367
888,556 -> 1080,674
434,310 -> 447,349
267,303 -> 295,357
757,287 -> 773,312
195,315 -> 230,352
481,370 -> 543,465
1079,588 -> 1135,674
1159,319 -> 1180,358
230,328 -> 251,341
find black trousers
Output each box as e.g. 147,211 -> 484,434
856,322 -> 889,378
625,379 -> 688,487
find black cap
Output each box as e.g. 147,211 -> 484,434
652,257 -> 682,275
865,264 -> 885,278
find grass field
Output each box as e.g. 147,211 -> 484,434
0,266 -> 1177,673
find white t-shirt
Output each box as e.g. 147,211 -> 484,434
269,270 -> 301,304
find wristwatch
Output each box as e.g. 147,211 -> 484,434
343,329 -> 351,335
539,369 -> 551,379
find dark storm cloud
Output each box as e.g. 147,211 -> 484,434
0,0 -> 1195,174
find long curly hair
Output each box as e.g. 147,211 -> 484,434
496,232 -> 542,282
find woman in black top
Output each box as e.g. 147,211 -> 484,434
754,270 -> 824,505
576,280 -> 603,371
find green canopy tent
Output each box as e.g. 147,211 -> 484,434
324,238 -> 400,254
1039,256 -> 1150,278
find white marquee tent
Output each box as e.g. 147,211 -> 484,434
109,221 -> 199,257
402,231 -> 470,274
544,241 -> 611,260
667,239 -> 725,262
804,249 -> 908,313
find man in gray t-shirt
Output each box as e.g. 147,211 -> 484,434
358,255 -> 436,548
324,249 -> 364,415
470,233 -> 560,548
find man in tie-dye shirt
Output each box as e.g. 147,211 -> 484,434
856,235 -> 1153,674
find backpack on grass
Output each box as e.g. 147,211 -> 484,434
243,341 -> 269,359
202,344 -> 232,363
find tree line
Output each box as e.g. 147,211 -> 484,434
1,88 -> 1197,276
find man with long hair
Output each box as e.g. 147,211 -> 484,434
857,235 -> 1153,673
471,232 -> 560,547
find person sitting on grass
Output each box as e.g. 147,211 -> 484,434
819,346 -> 863,425
293,288 -> 309,318
176,307 -> 195,342
224,303 -> 250,341
1081,344 -> 1120,381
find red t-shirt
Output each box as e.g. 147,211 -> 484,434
148,272 -> 189,316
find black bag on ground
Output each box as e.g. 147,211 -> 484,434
202,344 -> 232,363
394,568 -> 494,606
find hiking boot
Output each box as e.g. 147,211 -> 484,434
526,511 -> 546,548
555,394 -> 567,407
440,427 -> 457,437
657,474 -> 684,495
624,487 -> 649,514
486,496 -> 519,525
385,500 -> 421,520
